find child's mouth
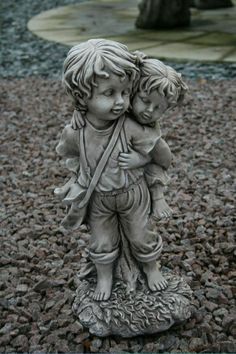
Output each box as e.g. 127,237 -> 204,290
112,108 -> 123,115
142,113 -> 151,121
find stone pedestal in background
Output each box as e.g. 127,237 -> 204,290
136,0 -> 190,29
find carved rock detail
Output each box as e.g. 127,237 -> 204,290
73,269 -> 193,337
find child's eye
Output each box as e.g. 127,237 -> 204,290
103,89 -> 113,97
141,97 -> 150,104
123,89 -> 131,96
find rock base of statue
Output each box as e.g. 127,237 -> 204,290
73,268 -> 193,337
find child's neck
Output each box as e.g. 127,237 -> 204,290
86,113 -> 116,130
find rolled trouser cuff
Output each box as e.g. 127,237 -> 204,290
89,248 -> 119,265
145,165 -> 171,187
132,235 -> 163,263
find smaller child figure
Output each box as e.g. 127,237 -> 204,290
118,55 -> 188,220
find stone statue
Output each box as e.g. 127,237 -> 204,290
55,39 -> 192,337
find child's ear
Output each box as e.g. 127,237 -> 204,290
73,89 -> 79,96
73,90 -> 81,101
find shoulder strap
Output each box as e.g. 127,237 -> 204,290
120,126 -> 130,187
79,127 -> 91,180
120,126 -> 128,152
78,115 -> 126,208
120,125 -> 136,185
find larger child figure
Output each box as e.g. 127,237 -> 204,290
56,39 -> 168,301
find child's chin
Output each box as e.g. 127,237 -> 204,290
136,118 -> 148,125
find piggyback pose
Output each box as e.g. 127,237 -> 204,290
55,39 -> 168,301
66,54 -> 188,221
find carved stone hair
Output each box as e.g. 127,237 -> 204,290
134,52 -> 188,107
63,39 -> 139,112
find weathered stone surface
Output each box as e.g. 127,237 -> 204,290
73,269 -> 192,337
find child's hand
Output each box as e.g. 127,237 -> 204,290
118,146 -> 151,170
71,110 -> 85,130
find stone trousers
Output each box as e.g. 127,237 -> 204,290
87,178 -> 163,264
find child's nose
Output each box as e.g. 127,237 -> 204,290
147,104 -> 154,113
115,93 -> 124,106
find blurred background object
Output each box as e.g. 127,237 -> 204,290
136,0 -> 191,29
136,0 -> 234,29
193,0 -> 233,9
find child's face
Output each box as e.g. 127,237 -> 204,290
132,90 -> 168,125
86,72 -> 132,125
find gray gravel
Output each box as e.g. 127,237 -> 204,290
1,0 -> 236,79
1,0 -> 85,78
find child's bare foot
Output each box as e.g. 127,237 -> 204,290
152,198 -> 172,220
93,263 -> 113,301
93,277 -> 112,301
142,261 -> 168,291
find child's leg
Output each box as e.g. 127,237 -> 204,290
142,259 -> 167,291
88,193 -> 120,301
150,184 -> 173,220
93,262 -> 114,301
118,179 -> 168,291
145,164 -> 172,219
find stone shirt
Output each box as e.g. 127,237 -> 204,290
56,115 -> 161,192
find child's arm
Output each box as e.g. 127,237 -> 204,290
119,118 -> 161,169
150,138 -> 172,170
56,124 -> 80,158
118,137 -> 172,171
118,145 -> 151,170
55,125 -> 80,199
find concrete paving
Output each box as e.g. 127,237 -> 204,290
28,0 -> 236,62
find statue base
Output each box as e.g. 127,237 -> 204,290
72,268 -> 193,337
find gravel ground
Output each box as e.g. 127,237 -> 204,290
1,0 -> 85,79
0,77 -> 235,352
1,0 -> 236,79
